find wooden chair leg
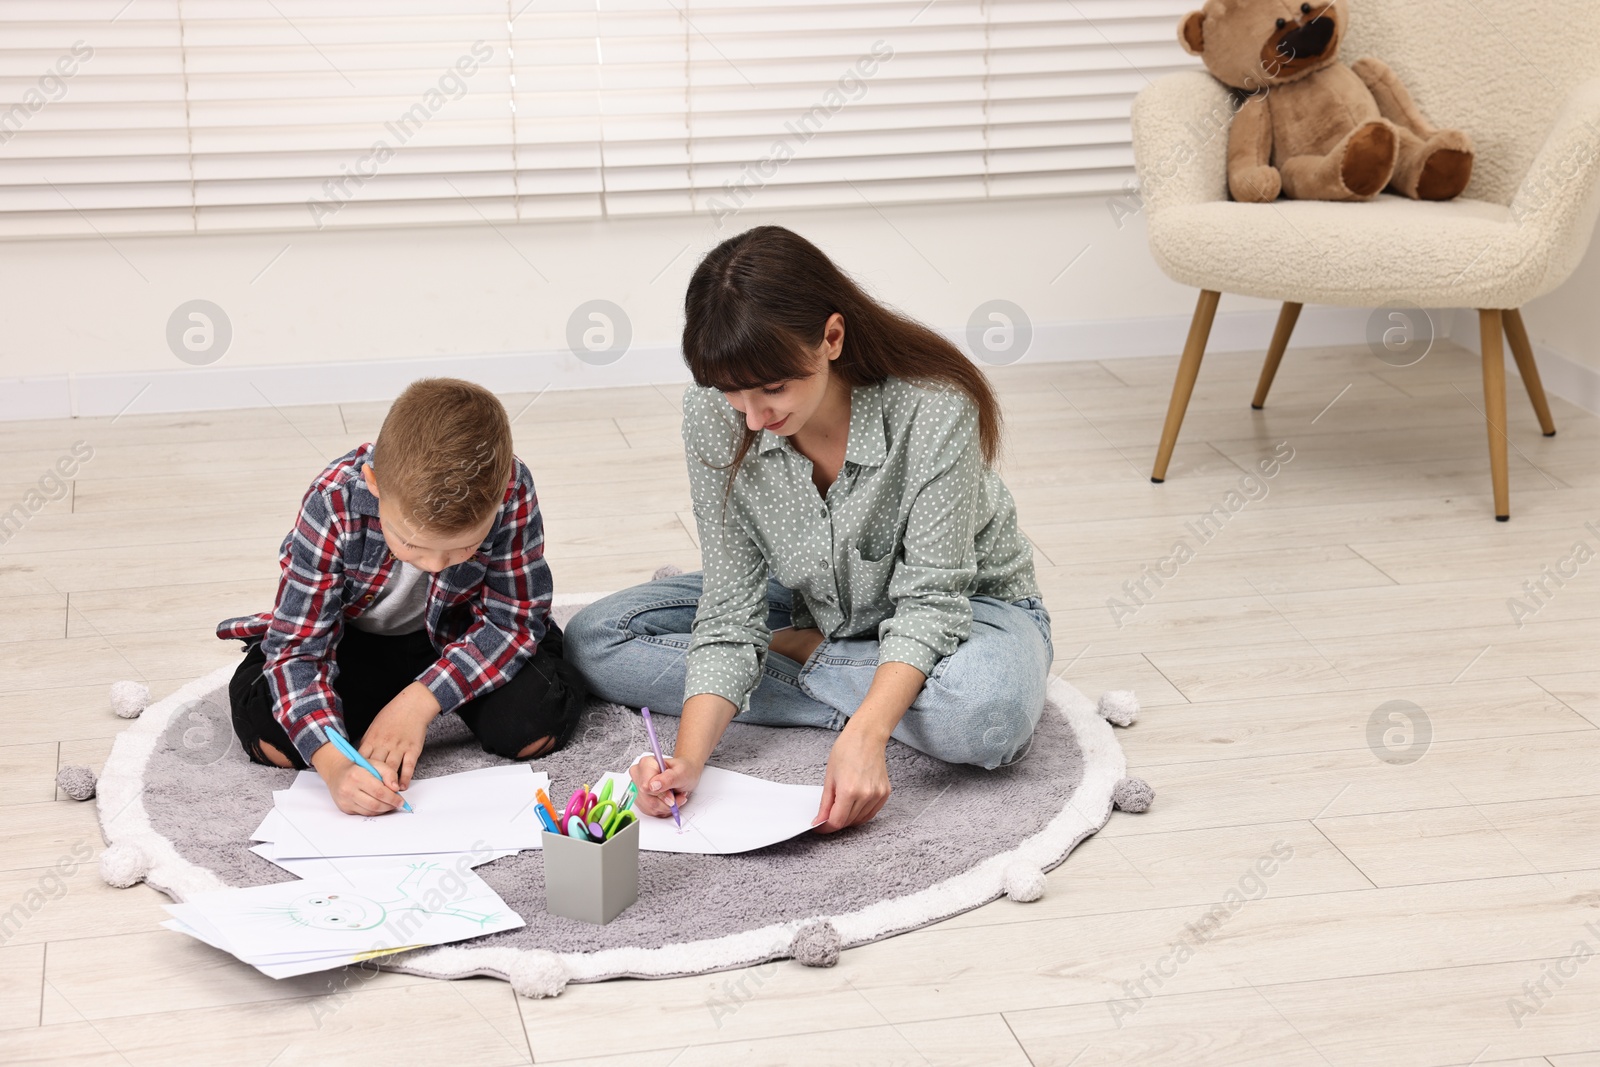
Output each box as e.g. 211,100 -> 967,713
1479,309 -> 1511,521
1502,308 -> 1557,437
1251,301 -> 1302,410
1152,289 -> 1221,483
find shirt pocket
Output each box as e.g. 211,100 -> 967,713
854,535 -> 895,566
853,513 -> 899,565
847,539 -> 899,615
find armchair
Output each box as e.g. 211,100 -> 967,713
1130,2 -> 1600,519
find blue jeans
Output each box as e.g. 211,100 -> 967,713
563,572 -> 1054,770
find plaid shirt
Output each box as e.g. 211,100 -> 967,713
216,442 -> 553,764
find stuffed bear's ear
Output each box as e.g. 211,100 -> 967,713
1179,10 -> 1206,55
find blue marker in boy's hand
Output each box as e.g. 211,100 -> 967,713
326,730 -> 414,813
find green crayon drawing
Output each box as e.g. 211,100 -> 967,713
256,863 -> 504,933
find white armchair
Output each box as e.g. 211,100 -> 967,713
1131,2 -> 1600,520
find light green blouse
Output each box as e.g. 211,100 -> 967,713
682,375 -> 1040,711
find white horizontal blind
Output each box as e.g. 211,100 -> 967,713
0,0 -> 1196,238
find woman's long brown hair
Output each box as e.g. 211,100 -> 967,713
681,225 -> 1003,487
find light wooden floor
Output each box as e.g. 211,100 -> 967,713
2,338 -> 1598,1066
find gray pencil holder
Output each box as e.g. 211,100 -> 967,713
541,818 -> 640,925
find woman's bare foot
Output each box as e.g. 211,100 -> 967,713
769,626 -> 825,665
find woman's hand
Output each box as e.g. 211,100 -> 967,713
810,661 -> 921,833
813,725 -> 891,832
360,682 -> 440,789
630,753 -> 704,818
631,694 -> 736,819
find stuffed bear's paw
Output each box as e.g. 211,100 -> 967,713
1414,130 -> 1474,201
1230,164 -> 1282,203
1338,121 -> 1398,199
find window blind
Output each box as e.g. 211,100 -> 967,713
0,0 -> 1196,238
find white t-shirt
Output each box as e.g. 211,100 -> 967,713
353,561 -> 430,635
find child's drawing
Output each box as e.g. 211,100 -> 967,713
254,862 -> 505,934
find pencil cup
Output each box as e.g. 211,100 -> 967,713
541,818 -> 639,924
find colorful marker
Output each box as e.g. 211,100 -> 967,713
326,730 -> 414,813
639,706 -> 681,829
535,787 -> 560,826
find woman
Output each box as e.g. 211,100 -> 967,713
565,226 -> 1051,833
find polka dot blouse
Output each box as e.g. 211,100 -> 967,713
681,376 -> 1041,712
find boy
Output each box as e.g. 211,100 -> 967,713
218,378 -> 586,815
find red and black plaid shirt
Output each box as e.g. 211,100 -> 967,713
216,442 -> 553,763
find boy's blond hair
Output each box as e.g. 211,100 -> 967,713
372,378 -> 514,534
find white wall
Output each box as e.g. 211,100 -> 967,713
1,193 -> 1596,419
1523,212 -> 1600,370
1436,213 -> 1600,414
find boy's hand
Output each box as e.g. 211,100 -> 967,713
629,754 -> 703,819
310,745 -> 405,816
360,682 -> 441,790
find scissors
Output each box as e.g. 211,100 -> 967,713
559,783 -> 631,843
564,786 -> 598,825
585,800 -> 623,840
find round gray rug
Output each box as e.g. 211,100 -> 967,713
97,595 -> 1134,990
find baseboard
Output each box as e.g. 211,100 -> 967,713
8,302 -> 1581,422
1440,309 -> 1600,418
0,344 -> 696,423
1532,348 -> 1600,417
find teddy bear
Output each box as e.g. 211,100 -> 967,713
1178,0 -> 1474,203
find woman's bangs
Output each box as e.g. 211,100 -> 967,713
688,319 -> 817,393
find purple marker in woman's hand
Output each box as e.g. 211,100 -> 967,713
639,706 -> 681,829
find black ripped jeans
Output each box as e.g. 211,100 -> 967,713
228,621 -> 588,770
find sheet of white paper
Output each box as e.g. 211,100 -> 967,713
247,843 -> 517,880
281,762 -> 535,797
250,812 -> 320,863
169,863 -> 522,962
163,916 -> 228,950
163,906 -> 236,956
160,919 -> 421,979
255,766 -> 546,846
250,808 -> 288,844
163,910 -> 342,962
597,764 -> 822,855
267,766 -> 550,858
